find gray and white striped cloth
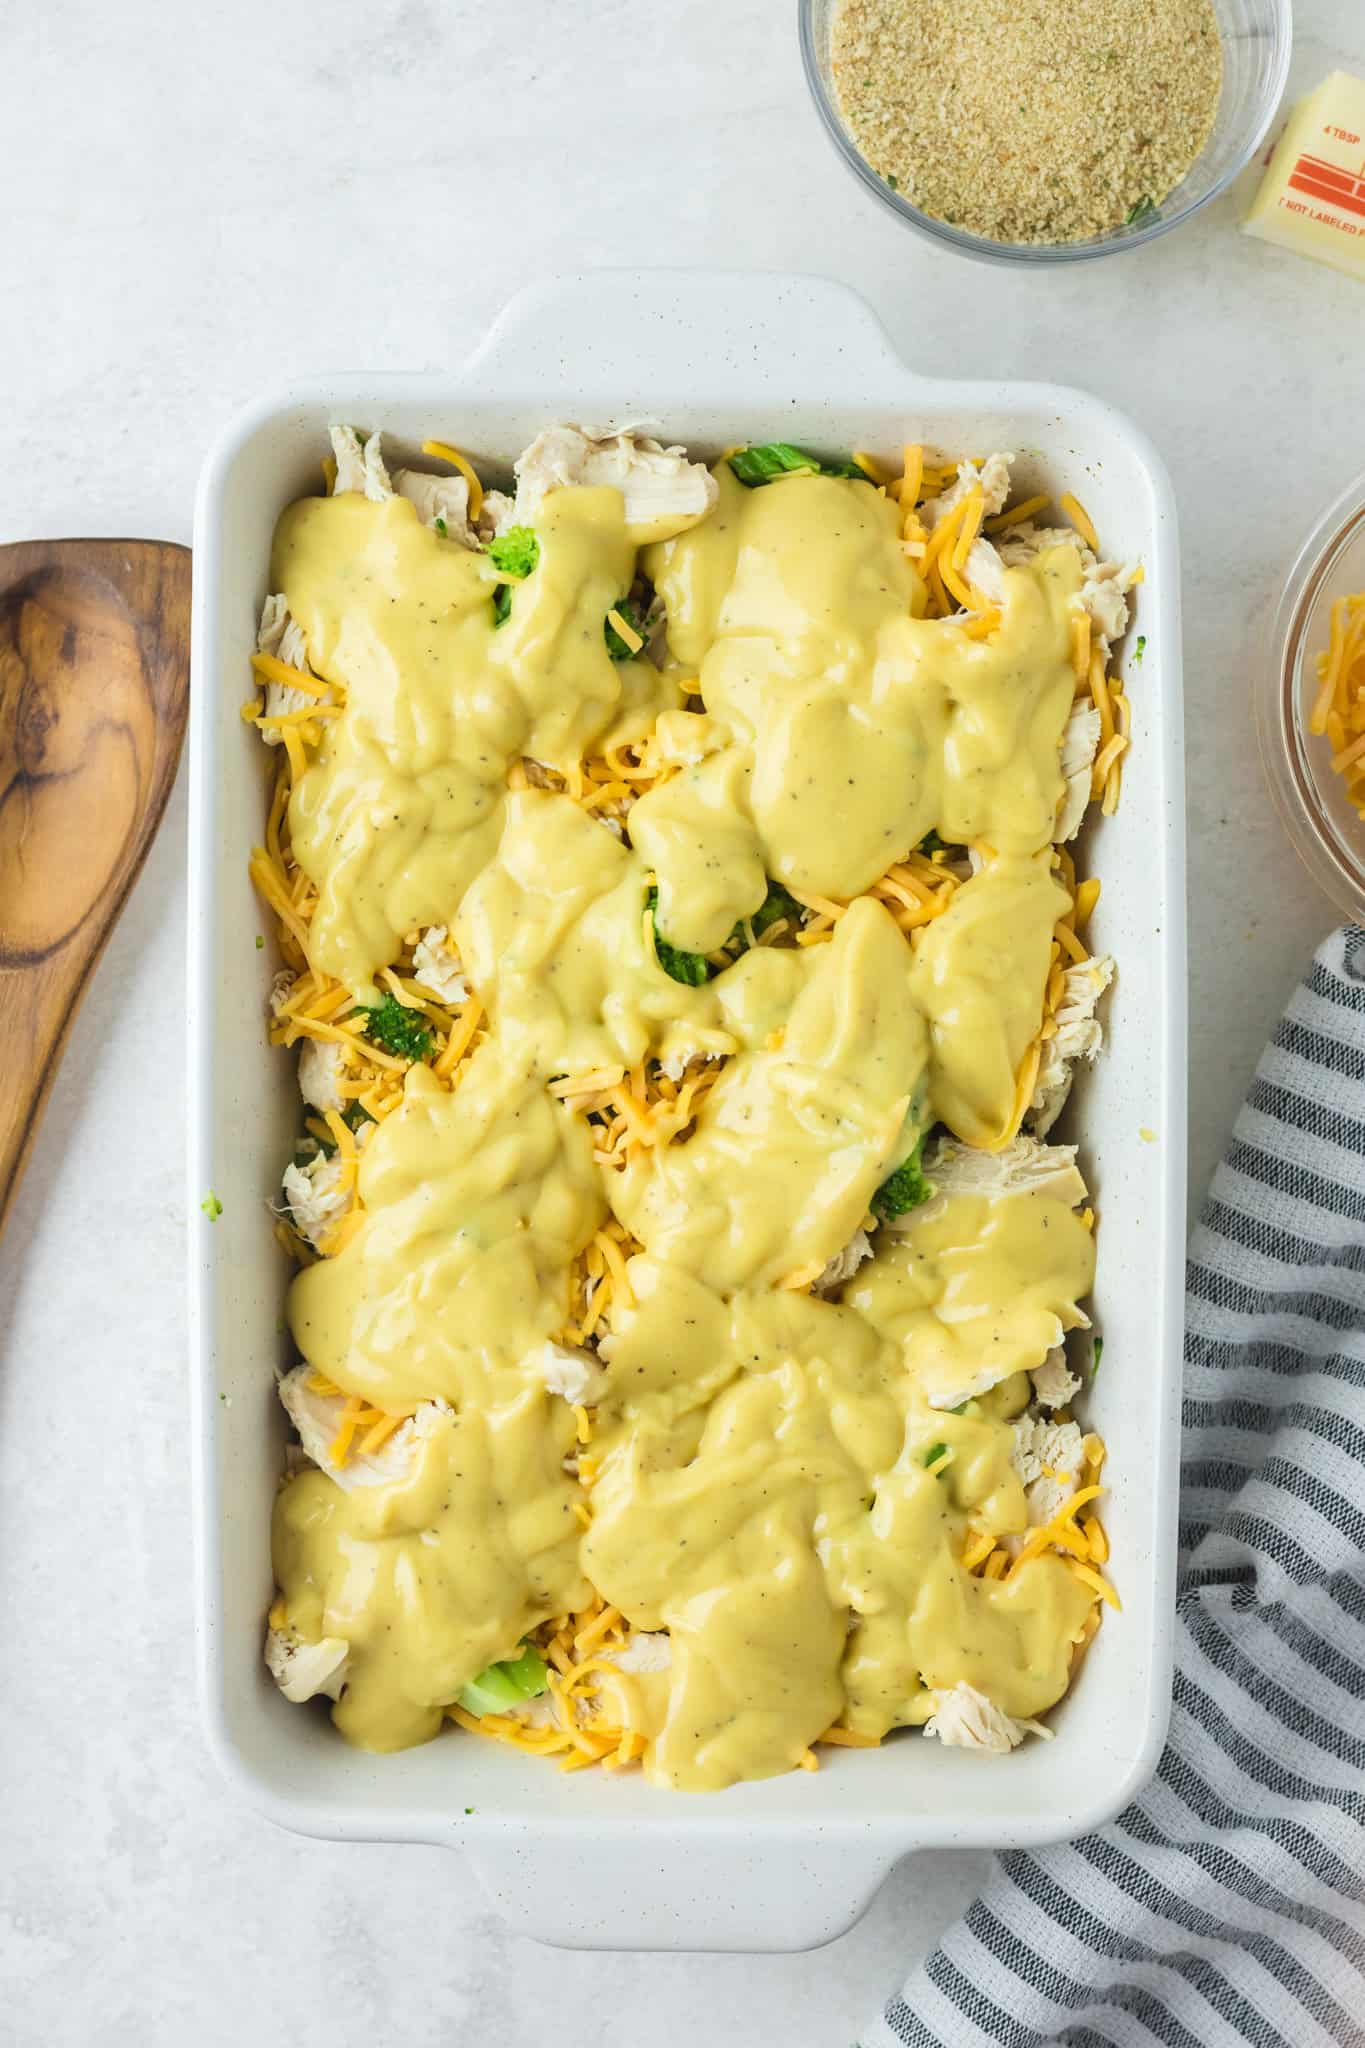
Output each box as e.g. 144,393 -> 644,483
864,925 -> 1365,2048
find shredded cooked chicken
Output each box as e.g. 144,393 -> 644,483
814,1228 -> 875,1295
531,1341 -> 607,1406
898,1132 -> 1089,1214
277,1363 -> 450,1492
411,926 -> 468,1006
1031,1344 -> 1081,1409
1011,1412 -> 1085,1527
1057,701 -> 1102,842
923,1680 -> 1048,1754
922,452 -> 1014,527
298,1037 -> 347,1115
329,425 -> 479,545
280,1148 -> 349,1247
997,521 -> 1138,653
265,1626 -> 350,1704
512,425 -> 718,543
1030,956 -> 1115,1136
255,593 -> 325,733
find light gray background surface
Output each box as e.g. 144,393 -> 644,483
2,3 -> 1361,2042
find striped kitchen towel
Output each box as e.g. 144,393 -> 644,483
865,925 -> 1365,2048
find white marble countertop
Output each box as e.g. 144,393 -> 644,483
3,2 -> 1362,2041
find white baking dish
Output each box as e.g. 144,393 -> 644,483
187,271 -> 1187,1954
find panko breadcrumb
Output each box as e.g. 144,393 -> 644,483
831,0 -> 1223,245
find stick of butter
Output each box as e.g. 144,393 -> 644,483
1243,71 -> 1365,282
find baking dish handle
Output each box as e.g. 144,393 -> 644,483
463,1830 -> 899,1952
463,269 -> 908,403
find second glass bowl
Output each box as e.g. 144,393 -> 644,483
799,0 -> 1292,265
1258,476 -> 1365,922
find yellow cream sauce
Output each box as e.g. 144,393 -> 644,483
269,460 -> 1100,1790
632,466 -> 1079,951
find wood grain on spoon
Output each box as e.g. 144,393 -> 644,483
0,539 -> 190,1235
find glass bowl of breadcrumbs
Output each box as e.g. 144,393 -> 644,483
800,0 -> 1291,263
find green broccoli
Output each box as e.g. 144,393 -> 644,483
648,886 -> 711,986
487,525 -> 540,628
726,880 -> 804,951
604,598 -> 648,662
457,1646 -> 550,1718
922,1442 -> 951,1472
872,1130 -> 934,1222
359,992 -> 433,1062
487,526 -> 540,579
750,881 -> 803,936
728,443 -> 875,488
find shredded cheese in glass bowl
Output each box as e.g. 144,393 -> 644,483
1258,473 -> 1365,918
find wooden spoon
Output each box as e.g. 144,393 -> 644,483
0,539 -> 190,1236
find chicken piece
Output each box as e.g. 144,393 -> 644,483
889,1132 -> 1088,1218
411,926 -> 469,1006
1031,1344 -> 1080,1409
329,423 -> 395,502
512,425 -> 718,545
265,1625 -> 350,1704
963,535 -> 1006,606
330,424 -> 483,543
277,1361 -> 451,1491
603,1632 -> 672,1675
813,1227 -> 874,1295
269,968 -> 297,1019
921,452 -> 1014,529
923,1680 -> 1048,1753
280,1147 -> 349,1249
298,1037 -> 347,1115
529,1341 -> 607,1406
1030,956 -> 1115,1136
1011,1412 -> 1085,1527
477,488 -> 517,541
390,467 -> 479,548
1056,701 -> 1102,842
255,593 -> 327,736
656,1047 -> 718,1084
997,523 -> 1138,655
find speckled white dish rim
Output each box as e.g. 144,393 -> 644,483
187,270 -> 1188,1953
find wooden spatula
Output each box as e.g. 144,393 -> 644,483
0,539 -> 190,1236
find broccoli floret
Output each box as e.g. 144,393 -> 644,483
359,992 -> 433,1062
919,829 -> 945,855
922,1441 -> 950,1472
648,886 -> 711,986
728,443 -> 874,488
727,880 -> 803,950
458,1645 -> 549,1718
750,880 -> 803,936
487,525 -> 539,628
872,1130 -> 934,1222
487,526 -> 539,579
604,598 -> 647,662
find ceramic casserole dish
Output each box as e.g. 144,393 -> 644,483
187,271 -> 1187,1952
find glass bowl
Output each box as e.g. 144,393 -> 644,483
799,0 -> 1292,265
1258,475 -> 1365,920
